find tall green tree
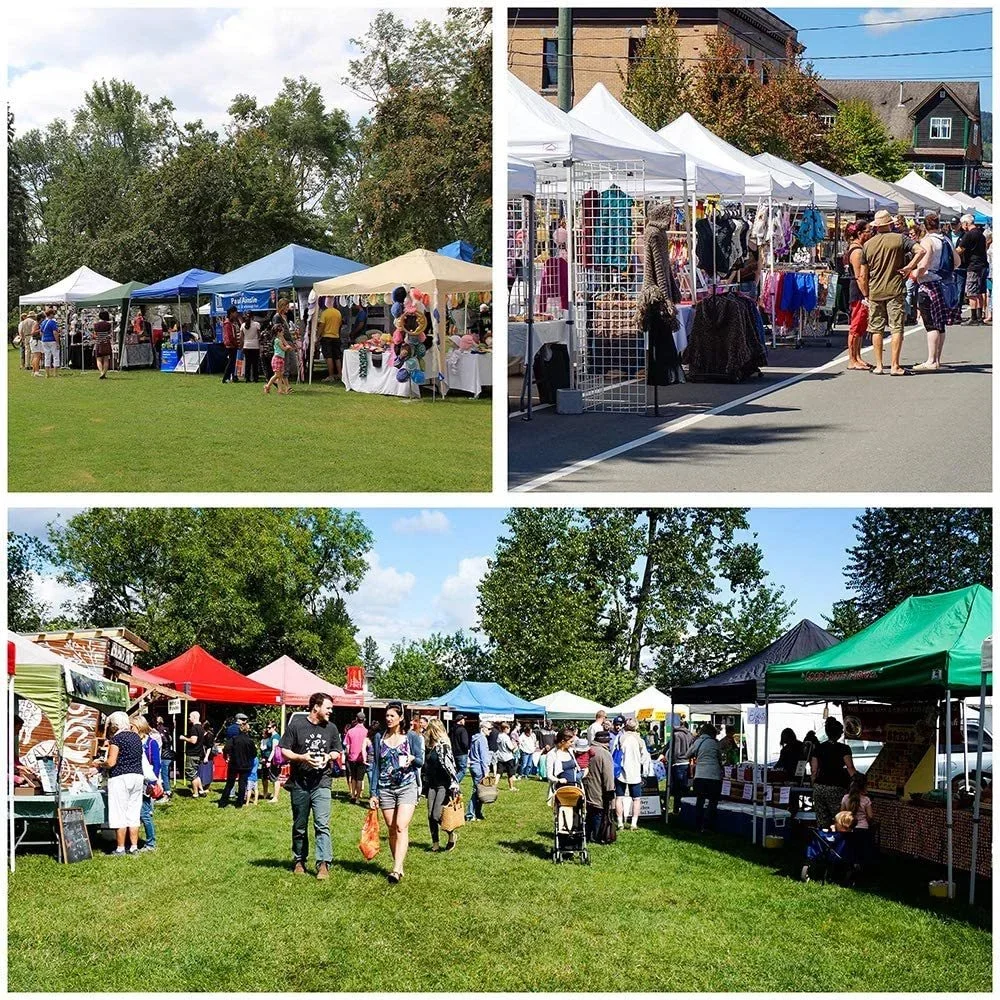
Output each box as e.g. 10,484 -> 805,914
8,109 -> 33,315
372,631 -> 489,701
826,98 -> 909,181
836,508 -> 991,628
620,9 -> 690,131
48,508 -> 373,672
7,532 -> 50,632
360,636 -> 384,677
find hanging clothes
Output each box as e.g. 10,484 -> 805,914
597,185 -> 633,270
751,202 -> 769,244
578,189 -> 600,269
796,208 -> 827,249
685,292 -> 767,383
538,255 -> 568,310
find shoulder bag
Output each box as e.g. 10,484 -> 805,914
440,792 -> 466,832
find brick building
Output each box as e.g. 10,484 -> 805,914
818,81 -> 984,196
508,7 -> 800,105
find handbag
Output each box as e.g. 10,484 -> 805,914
440,792 -> 466,832
197,761 -> 214,787
477,772 -> 499,804
359,807 -> 381,860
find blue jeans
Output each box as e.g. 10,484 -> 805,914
465,768 -> 485,820
454,754 -> 469,786
519,753 -> 535,777
160,758 -> 172,794
290,784 -> 332,864
140,795 -> 156,847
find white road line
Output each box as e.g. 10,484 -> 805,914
512,324 -> 924,492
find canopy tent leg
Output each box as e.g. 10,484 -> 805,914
945,691 -> 954,899
9,676 -> 15,873
565,162 -> 577,391
665,703 -> 674,825
308,294 -> 319,386
969,664 -> 988,904
689,190 -> 698,309
762,697 -> 770,844
751,713 -> 758,846
432,285 -> 444,401
961,698 -> 969,791
524,192 -> 535,420
768,195 -> 776,348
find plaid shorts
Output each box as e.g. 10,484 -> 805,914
917,280 -> 948,332
270,355 -> 285,373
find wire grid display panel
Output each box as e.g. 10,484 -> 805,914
507,197 -> 529,320
571,160 -> 647,413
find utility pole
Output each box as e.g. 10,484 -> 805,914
557,8 -> 573,111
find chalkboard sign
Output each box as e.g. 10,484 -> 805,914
57,807 -> 93,864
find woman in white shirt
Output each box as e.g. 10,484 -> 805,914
495,722 -> 518,792
517,726 -> 538,778
615,718 -> 651,831
241,312 -> 262,383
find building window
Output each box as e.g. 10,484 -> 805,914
929,117 -> 952,140
820,114 -> 836,129
918,163 -> 946,187
761,64 -> 770,85
541,38 -> 558,91
973,123 -> 980,145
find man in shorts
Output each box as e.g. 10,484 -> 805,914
343,712 -> 369,804
857,209 -> 925,376
318,301 -> 344,382
957,214 -> 989,324
910,212 -> 951,371
181,710 -> 207,797
39,307 -> 60,376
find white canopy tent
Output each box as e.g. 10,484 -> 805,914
311,248 -> 492,394
507,157 -> 537,199
19,266 -> 119,306
894,171 -> 967,215
657,114 -> 812,201
569,83 -> 744,197
531,690 -> 608,722
609,684 -> 673,719
948,192 -> 994,218
755,153 -> 871,212
846,172 -> 943,215
801,161 -> 897,213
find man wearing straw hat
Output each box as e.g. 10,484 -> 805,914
857,209 -> 926,376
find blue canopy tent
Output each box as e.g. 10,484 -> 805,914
199,244 -> 367,384
426,680 -> 544,717
130,268 -> 222,374
437,240 -> 476,263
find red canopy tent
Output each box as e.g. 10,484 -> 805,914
147,645 -> 282,705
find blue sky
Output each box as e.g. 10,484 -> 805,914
9,507 -> 861,658
773,7 -> 992,112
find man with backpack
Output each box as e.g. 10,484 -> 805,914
957,214 -> 989,325
669,717 -> 695,814
910,212 -> 954,372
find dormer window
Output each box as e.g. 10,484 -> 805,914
929,117 -> 952,140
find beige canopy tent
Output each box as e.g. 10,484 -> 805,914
310,248 -> 493,392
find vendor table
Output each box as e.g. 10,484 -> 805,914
875,799 -> 992,877
120,343 -> 154,369
679,796 -> 791,840
177,341 -> 227,374
12,790 -> 107,858
445,351 -> 492,397
508,320 -> 570,364
343,350 -> 422,398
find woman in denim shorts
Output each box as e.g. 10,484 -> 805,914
368,701 -> 425,883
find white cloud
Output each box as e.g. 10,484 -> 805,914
860,7 -> 976,35
353,552 -> 416,607
8,508 -> 83,540
433,555 -> 489,632
7,7 -> 447,134
392,510 -> 451,535
33,573 -> 89,616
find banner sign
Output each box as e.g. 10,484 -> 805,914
107,639 -> 135,674
64,667 -> 129,712
345,665 -> 365,692
844,703 -> 950,745
167,698 -> 182,715
212,290 -> 275,315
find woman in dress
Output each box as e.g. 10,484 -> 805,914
424,719 -> 460,852
93,309 -> 114,379
367,701 -> 424,883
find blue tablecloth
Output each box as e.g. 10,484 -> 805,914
178,341 -> 227,373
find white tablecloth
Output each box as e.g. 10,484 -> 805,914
342,350 -> 422,398
508,320 -> 570,362
445,351 -> 492,397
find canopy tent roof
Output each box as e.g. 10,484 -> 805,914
894,171 -> 967,214
437,240 -> 476,262
247,655 -> 362,707
74,281 -> 148,308
766,585 -> 993,699
608,684 -> 672,717
569,83 -> 744,197
19,266 -> 120,305
673,619 -> 840,706
753,153 -> 870,211
507,72 -> 687,181
199,244 -> 367,295
313,248 -> 492,297
131,268 -> 221,301
657,114 -> 811,200
147,644 -> 283,705
947,192 -> 993,220
508,157 -> 537,199
126,664 -> 194,702
845,172 -> 943,214
426,680 -> 544,715
531,690 -> 608,721
800,161 -> 897,212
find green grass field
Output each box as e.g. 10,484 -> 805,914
7,776 -> 991,992
7,351 -> 491,492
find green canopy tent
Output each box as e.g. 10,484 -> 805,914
765,585 -> 992,900
74,281 -> 148,370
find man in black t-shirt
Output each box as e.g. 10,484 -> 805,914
450,715 -> 471,785
278,692 -> 344,879
182,710 -> 207,797
957,215 -> 989,324
219,715 -> 257,809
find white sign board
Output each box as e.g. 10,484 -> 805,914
479,712 -> 514,722
167,698 -> 182,715
639,795 -> 661,818
747,706 -> 767,725
443,711 -> 453,721
721,780 -> 732,797
742,783 -> 753,801
794,760 -> 807,778
779,787 -> 791,805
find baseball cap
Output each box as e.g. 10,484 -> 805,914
614,715 -> 626,725
573,737 -> 590,753
235,713 -> 249,722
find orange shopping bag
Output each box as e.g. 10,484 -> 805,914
359,807 -> 381,860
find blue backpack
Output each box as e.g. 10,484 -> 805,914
931,234 -> 960,310
612,742 -> 625,780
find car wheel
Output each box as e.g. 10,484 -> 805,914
952,772 -> 991,796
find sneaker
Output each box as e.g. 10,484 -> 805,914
293,861 -> 307,875
113,847 -> 126,856
127,846 -> 139,855
139,844 -> 156,853
316,862 -> 330,880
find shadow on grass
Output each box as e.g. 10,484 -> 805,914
498,838 -> 552,860
653,822 -> 992,931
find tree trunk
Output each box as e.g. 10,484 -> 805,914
628,509 -> 659,675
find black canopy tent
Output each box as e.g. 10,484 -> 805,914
667,619 -> 840,841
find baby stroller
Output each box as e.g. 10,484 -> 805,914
801,827 -> 852,885
552,785 -> 590,865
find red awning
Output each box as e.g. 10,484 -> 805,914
147,645 -> 283,705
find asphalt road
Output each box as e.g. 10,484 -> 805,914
509,322 -> 992,493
